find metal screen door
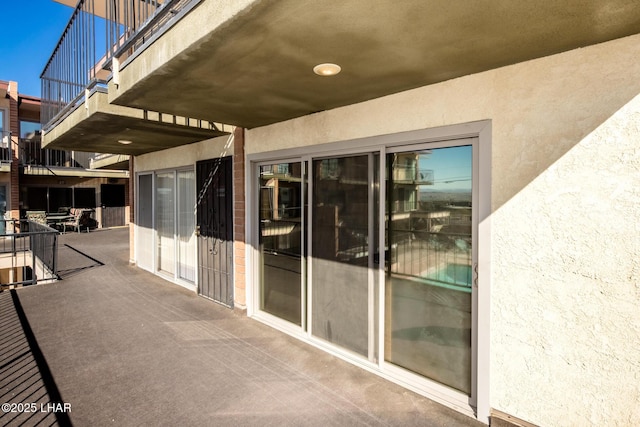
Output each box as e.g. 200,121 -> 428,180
196,157 -> 234,307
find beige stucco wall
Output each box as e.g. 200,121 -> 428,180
111,0 -> 255,101
135,133 -> 234,172
246,34 -> 640,426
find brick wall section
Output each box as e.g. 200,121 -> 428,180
233,127 -> 246,308
8,81 -> 20,220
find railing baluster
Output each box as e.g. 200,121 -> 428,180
41,0 -> 194,130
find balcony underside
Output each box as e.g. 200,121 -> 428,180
43,89 -> 227,155
21,165 -> 129,178
91,154 -> 130,170
109,0 -> 640,129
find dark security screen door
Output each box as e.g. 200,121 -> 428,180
196,157 -> 234,307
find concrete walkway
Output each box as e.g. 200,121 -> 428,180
1,228 -> 483,426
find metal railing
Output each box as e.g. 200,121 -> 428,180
0,131 -> 12,164
392,166 -> 434,184
388,227 -> 472,289
0,220 -> 59,288
41,0 -> 198,129
106,0 -> 195,66
41,0 -> 108,127
20,138 -> 96,170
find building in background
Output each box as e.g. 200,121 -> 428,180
40,1 -> 640,426
0,79 -> 129,229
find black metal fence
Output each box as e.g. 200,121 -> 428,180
0,220 -> 59,288
41,0 -> 197,128
40,0 -> 107,127
20,137 -> 96,170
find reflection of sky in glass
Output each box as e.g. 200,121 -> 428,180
419,145 -> 472,191
20,121 -> 41,138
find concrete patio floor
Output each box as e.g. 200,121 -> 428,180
1,227 -> 484,426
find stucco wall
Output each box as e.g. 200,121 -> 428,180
135,134 -> 233,172
246,34 -> 640,426
112,0 -> 256,102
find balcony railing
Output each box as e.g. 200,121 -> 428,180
106,0 -> 197,67
41,0 -> 108,127
19,138 -> 94,170
0,220 -> 59,288
41,0 -> 199,129
0,132 -> 12,164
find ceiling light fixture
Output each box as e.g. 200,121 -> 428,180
118,139 -> 133,145
313,63 -> 341,76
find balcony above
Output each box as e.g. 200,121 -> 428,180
90,153 -> 129,170
42,87 -> 228,155
43,0 -> 640,153
108,0 -> 640,129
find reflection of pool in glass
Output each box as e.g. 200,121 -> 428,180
425,263 -> 472,291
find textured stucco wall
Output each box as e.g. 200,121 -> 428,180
134,134 -> 233,173
111,0 -> 256,102
246,34 -> 640,426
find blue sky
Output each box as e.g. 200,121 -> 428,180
0,1 -> 74,97
420,145 -> 472,191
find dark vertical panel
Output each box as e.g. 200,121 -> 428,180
196,157 -> 234,308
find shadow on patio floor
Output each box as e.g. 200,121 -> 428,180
0,290 -> 72,427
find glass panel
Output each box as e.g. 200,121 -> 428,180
49,187 -> 73,212
312,155 -> 369,356
137,175 -> 153,271
20,121 -> 40,139
156,171 -> 175,275
385,145 -> 473,394
0,186 -> 6,234
74,188 -> 96,208
22,187 -> 48,212
177,170 -> 196,282
259,162 -> 303,325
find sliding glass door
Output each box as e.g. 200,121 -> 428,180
385,144 -> 473,394
139,168 -> 196,283
177,169 -> 196,282
258,162 -> 304,325
254,138 -> 477,400
156,171 -> 175,275
311,155 -> 372,357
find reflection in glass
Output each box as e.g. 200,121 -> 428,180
137,174 -> 153,271
312,155 -> 369,356
156,171 -> 175,275
385,146 -> 473,394
177,170 -> 196,282
259,162 -> 303,325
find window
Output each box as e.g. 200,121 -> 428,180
20,121 -> 40,139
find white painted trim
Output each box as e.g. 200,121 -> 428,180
476,121 -> 492,424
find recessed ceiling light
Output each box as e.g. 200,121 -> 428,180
313,63 -> 341,76
118,139 -> 133,145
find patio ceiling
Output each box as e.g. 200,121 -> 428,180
42,90 -> 226,155
109,0 -> 640,129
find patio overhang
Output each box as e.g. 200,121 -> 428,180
42,87 -> 228,155
109,0 -> 640,129
90,154 -> 130,170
